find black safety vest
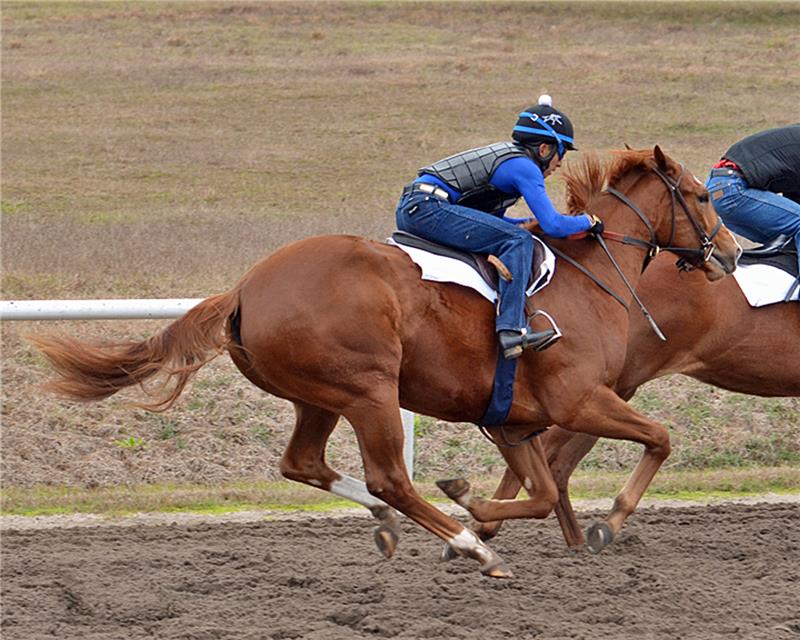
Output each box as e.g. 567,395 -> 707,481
418,142 -> 532,214
723,125 -> 800,195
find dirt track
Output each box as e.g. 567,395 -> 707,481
2,501 -> 799,640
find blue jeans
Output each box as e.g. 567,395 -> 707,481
706,173 -> 800,275
396,192 -> 533,332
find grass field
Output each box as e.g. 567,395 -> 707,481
2,2 -> 799,507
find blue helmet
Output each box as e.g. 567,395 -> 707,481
512,95 -> 576,158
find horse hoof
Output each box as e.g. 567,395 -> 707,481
481,560 -> 514,579
373,525 -> 398,559
440,543 -> 460,562
586,522 -> 614,554
436,478 -> 470,501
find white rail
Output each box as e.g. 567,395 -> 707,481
2,298 -> 417,477
0,298 -> 206,321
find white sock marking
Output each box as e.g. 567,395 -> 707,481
330,475 -> 388,509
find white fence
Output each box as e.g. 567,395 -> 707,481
1,298 -> 417,477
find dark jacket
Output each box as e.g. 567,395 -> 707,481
723,124 -> 800,200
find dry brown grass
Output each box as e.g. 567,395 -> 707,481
2,2 -> 799,492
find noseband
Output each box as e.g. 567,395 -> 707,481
606,164 -> 722,272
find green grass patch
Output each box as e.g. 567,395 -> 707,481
2,467 -> 797,518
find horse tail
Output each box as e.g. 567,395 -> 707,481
27,286 -> 243,412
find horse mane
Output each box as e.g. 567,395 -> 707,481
564,149 -> 654,214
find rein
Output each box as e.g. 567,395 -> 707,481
603,166 -> 722,272
552,163 -> 723,341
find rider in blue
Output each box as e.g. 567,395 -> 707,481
396,95 -> 602,359
705,124 -> 800,300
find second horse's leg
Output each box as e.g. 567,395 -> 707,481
546,429 -> 600,549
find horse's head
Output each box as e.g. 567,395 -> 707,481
603,146 -> 741,281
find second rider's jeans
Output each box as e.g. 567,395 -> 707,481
706,172 -> 800,276
396,191 -> 532,333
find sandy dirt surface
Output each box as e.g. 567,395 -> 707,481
2,500 -> 799,640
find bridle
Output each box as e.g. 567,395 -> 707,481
487,162 -> 725,449
604,163 -> 723,272
544,161 -> 725,343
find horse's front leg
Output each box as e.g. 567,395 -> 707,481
456,426 -> 580,542
437,427 -> 558,523
554,386 -> 671,553
546,429 -> 600,549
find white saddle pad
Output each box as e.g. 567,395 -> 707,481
387,236 -> 556,303
733,263 -> 799,307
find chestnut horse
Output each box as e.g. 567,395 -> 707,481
29,147 -> 739,577
466,252 -> 800,552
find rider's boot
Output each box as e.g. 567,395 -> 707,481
498,326 -> 560,359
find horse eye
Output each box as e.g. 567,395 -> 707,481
698,193 -> 709,203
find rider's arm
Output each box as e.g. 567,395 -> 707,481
491,157 -> 593,238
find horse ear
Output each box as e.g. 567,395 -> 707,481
624,142 -> 632,150
653,145 -> 668,171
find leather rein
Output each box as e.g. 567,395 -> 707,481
546,164 -> 723,340
483,164 -> 724,449
603,164 -> 722,272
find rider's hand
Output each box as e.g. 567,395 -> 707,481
586,214 -> 604,236
567,213 -> 604,240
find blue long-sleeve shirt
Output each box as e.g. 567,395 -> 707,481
417,156 -> 591,238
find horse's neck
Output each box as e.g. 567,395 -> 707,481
575,195 -> 656,294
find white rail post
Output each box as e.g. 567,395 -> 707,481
401,408 -> 415,477
1,298 -> 417,478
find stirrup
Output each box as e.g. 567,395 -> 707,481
498,311 -> 563,359
527,309 -> 563,351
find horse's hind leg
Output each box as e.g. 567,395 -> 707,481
280,401 -> 402,558
344,395 -> 513,577
440,465 -> 523,562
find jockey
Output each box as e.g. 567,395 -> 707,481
396,95 -> 603,359
705,125 -> 800,299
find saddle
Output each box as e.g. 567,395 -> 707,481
390,231 -> 545,293
739,235 -> 798,278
